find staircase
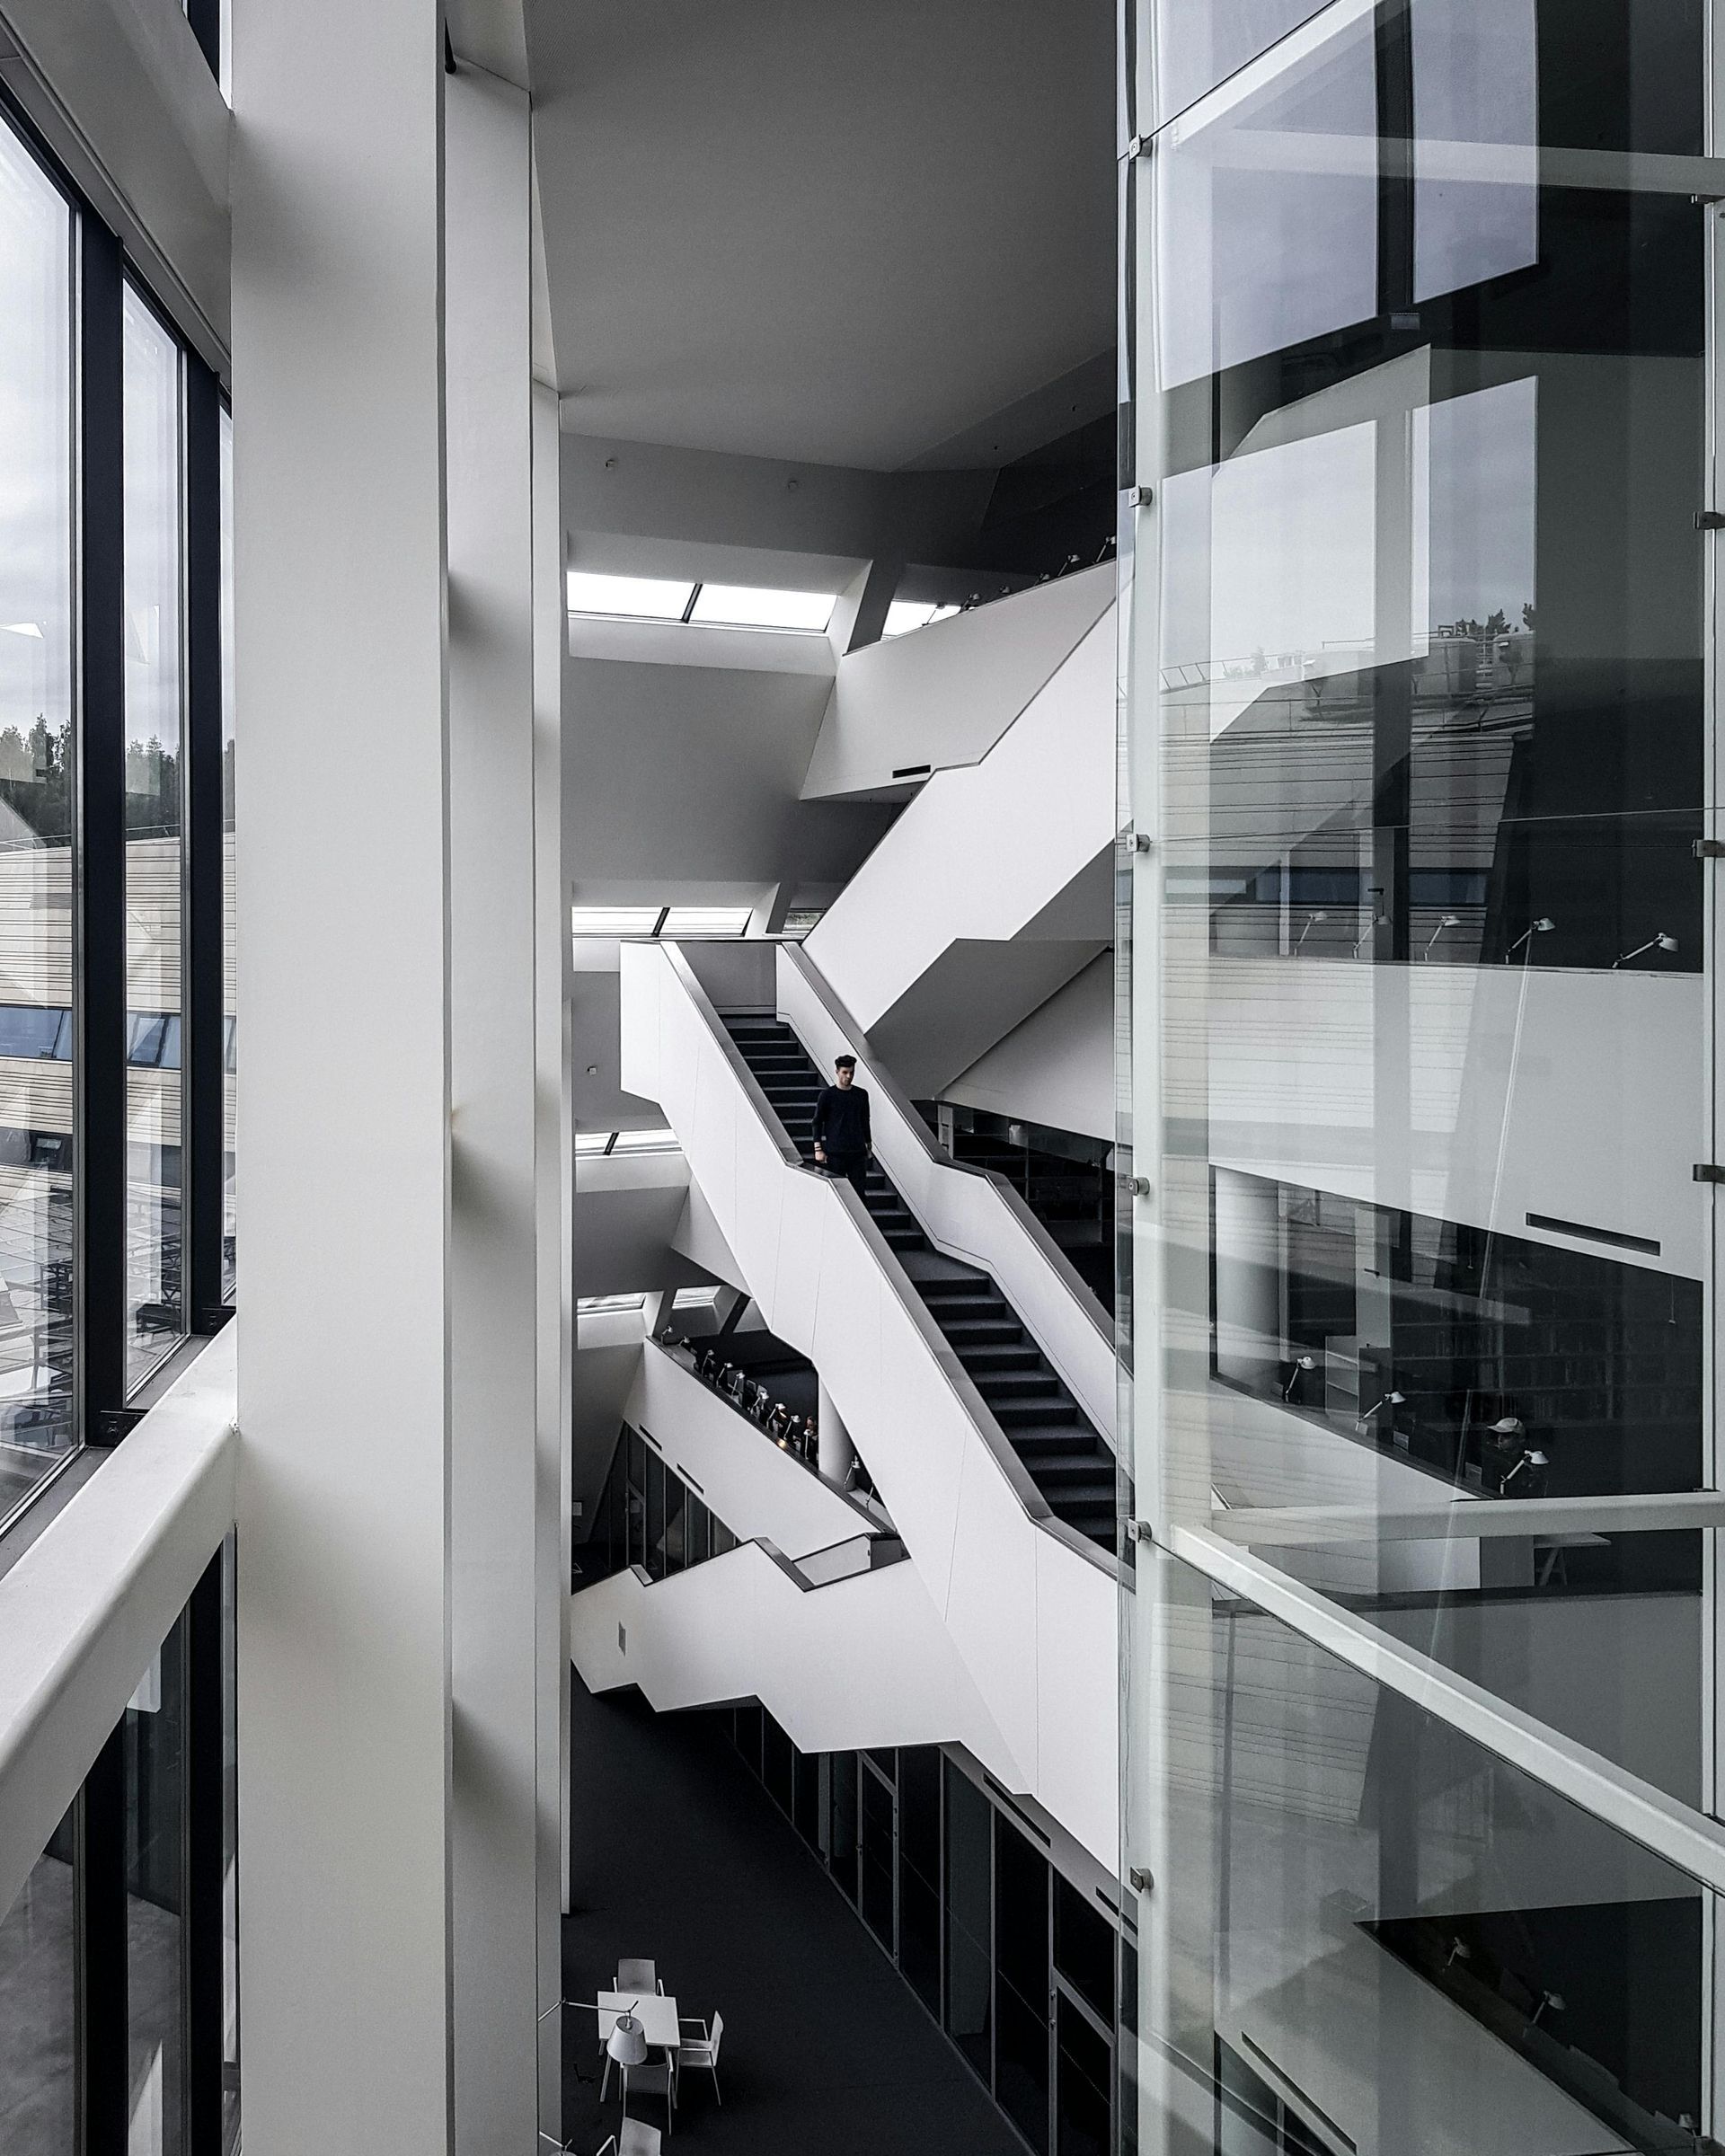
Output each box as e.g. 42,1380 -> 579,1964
723,1012 -> 1118,1551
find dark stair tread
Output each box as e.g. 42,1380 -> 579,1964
721,1006 -> 1111,1542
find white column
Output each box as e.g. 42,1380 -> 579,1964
530,374 -> 572,2099
447,63 -> 540,2156
818,1376 -> 857,1485
231,3 -> 452,2150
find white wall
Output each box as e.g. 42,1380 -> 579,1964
571,1546 -> 1022,1769
947,951 -> 1115,1141
1207,959 -> 1707,1277
563,649 -> 893,907
801,563 -> 1114,799
446,66 -> 539,2156
803,599 -> 1116,1091
232,0 -> 453,2144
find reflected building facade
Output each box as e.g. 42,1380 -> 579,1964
1122,2 -> 1725,2151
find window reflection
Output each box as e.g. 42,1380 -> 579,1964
121,287 -> 186,1386
0,1808 -> 76,2153
0,110 -> 75,1519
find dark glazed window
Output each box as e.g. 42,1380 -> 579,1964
942,1760 -> 992,2083
1054,1874 -> 1115,2026
995,1818 -> 1051,2152
0,1805 -> 76,2151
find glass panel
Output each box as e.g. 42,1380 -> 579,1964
128,1613 -> 188,2156
860,1758 -> 896,1952
943,1760 -> 992,2082
995,1819 -> 1051,2152
661,1470 -> 686,1575
683,1491 -> 710,1568
218,405 -> 234,1303
122,285 -> 186,1387
0,110 -> 75,1515
829,1751 -> 859,1906
1055,1992 -> 1112,2156
0,1805 -> 76,2153
1054,1874 -> 1116,2026
1123,1567 -> 1709,2156
1231,1519 -> 1713,1813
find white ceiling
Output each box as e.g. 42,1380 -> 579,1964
525,0 -> 1116,471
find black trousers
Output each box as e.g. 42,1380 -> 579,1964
823,1152 -> 870,1201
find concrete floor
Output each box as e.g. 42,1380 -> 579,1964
562,1681 -> 1022,2156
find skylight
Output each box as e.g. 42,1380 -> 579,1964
671,1285 -> 723,1311
882,600 -> 959,638
608,1127 -> 679,1154
687,584 -> 836,632
571,906 -> 665,938
578,1293 -> 647,1315
566,570 -> 695,620
572,905 -> 754,941
660,906 -> 753,938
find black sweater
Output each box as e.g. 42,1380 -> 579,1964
811,1082 -> 871,1156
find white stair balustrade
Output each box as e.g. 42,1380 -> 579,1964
572,1534 -> 1030,1771
775,944 -> 1116,1448
802,595 -> 1118,1094
618,937 -> 1119,1867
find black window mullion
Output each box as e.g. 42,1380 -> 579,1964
183,359 -> 227,1335
76,1724 -> 128,2155
77,220 -> 128,1441
185,0 -> 220,76
184,1551 -> 226,2154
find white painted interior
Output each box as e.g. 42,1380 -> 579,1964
621,1343 -> 873,1562
619,937 -> 1119,1864
571,1548 -> 1023,1772
803,594 -> 1116,1091
946,952 -> 1116,1142
446,67 -> 541,2155
231,1 -> 454,2143
801,564 -> 1115,800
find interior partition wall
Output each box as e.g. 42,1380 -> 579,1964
1122,3 -> 1725,2153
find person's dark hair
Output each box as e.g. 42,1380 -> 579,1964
835,1055 -> 856,1073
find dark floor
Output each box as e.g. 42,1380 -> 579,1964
562,1681 -> 1022,2156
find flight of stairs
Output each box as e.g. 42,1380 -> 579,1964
722,1012 -> 1119,1551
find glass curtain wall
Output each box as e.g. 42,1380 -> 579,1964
0,109 -> 76,1526
0,1807 -> 76,2154
121,287 -> 186,1386
1123,1 -> 1725,2151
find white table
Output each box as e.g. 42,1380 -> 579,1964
599,1988 -> 681,2051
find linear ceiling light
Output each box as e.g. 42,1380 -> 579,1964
608,1127 -> 679,1153
566,570 -> 695,620
687,584 -> 836,632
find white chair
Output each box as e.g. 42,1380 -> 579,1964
593,2124 -> 661,2156
623,2057 -> 675,2137
615,1957 -> 662,1994
677,2010 -> 724,2106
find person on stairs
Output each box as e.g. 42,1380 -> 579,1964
812,1054 -> 871,1201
